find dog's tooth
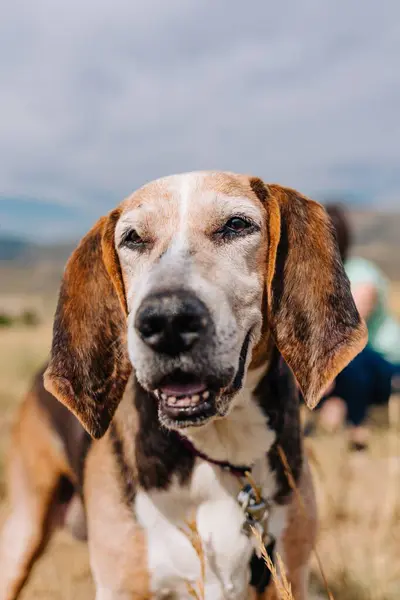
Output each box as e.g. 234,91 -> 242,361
176,396 -> 190,407
203,391 -> 210,399
161,393 -> 167,401
191,394 -> 200,405
168,396 -> 177,405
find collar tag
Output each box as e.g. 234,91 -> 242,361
237,483 -> 272,554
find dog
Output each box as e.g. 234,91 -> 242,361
0,172 -> 367,600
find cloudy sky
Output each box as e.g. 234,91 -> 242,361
1,0 -> 399,242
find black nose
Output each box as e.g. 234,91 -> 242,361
135,291 -> 211,356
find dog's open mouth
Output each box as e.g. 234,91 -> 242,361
153,372 -> 217,423
151,329 -> 253,428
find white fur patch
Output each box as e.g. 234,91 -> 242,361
134,366 -> 287,599
168,172 -> 203,255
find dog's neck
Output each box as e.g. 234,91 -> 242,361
133,349 -> 303,500
181,361 -> 275,467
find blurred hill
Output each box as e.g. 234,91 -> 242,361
0,238 -> 73,315
0,210 -> 399,310
0,235 -> 31,261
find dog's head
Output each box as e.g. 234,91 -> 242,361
44,172 -> 367,438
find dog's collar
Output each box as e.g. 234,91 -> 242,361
177,434 -> 251,477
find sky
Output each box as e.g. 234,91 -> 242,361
1,0 -> 399,243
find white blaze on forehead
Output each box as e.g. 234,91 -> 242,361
167,172 -> 205,253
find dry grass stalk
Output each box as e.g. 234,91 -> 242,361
180,518 -> 206,600
186,581 -> 201,600
277,445 -> 335,600
244,469 -> 262,502
251,526 -> 294,600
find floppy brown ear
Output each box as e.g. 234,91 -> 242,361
250,179 -> 367,409
44,209 -> 132,438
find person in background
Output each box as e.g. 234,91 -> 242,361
314,203 -> 400,450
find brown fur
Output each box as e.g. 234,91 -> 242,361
84,426 -> 150,599
250,179 -> 367,409
0,390 -> 73,600
44,216 -> 132,438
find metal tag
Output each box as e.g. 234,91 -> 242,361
237,483 -> 271,545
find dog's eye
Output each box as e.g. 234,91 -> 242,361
121,229 -> 145,249
215,216 -> 255,240
224,217 -> 251,233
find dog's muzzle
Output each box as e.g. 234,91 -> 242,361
134,290 -> 251,428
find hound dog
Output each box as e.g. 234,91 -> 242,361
0,172 -> 367,600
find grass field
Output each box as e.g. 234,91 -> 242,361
1,296 -> 400,599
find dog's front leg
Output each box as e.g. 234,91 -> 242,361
196,497 -> 253,600
85,438 -> 151,600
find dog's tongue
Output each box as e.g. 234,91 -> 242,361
160,382 -> 207,396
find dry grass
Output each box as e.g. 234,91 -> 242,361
1,286 -> 400,598
251,526 -> 295,600
0,322 -> 52,496
307,427 -> 400,600
181,519 -> 206,600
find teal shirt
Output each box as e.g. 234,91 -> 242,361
345,257 -> 400,364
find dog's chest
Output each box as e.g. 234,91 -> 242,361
134,404 -> 286,600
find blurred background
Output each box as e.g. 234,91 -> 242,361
0,1 -> 399,598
